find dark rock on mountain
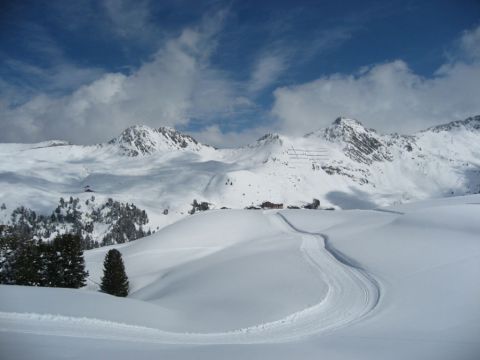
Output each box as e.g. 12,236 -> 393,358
108,125 -> 207,156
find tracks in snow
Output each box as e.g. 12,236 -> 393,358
0,212 -> 380,344
274,213 -> 380,324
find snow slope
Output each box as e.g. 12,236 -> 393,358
1,194 -> 480,359
1,116 -> 480,240
82,210 -> 377,335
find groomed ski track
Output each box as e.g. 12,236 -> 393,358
0,211 -> 380,344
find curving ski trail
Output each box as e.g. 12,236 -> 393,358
0,212 -> 380,344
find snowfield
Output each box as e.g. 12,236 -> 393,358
1,195 -> 480,359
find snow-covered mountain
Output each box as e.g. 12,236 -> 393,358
107,125 -> 212,156
1,115 -> 479,243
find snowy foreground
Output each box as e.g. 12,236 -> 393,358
1,195 -> 480,359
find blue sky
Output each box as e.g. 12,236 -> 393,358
0,0 -> 479,146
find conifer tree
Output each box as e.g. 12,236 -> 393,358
37,241 -> 60,287
14,240 -> 43,286
0,233 -> 21,285
100,249 -> 129,297
51,234 -> 88,288
0,248 -> 16,284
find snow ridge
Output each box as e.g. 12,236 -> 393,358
425,115 -> 480,133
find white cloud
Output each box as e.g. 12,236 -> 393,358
458,25 -> 480,61
3,10 -> 479,148
248,53 -> 287,94
0,10 -> 248,144
272,25 -> 480,136
189,124 -> 270,148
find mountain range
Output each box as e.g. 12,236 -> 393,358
1,115 -> 479,242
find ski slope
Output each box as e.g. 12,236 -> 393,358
1,195 -> 480,359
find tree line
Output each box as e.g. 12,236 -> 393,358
0,231 -> 88,288
0,228 -> 129,297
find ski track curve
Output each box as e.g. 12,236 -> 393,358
0,212 -> 380,345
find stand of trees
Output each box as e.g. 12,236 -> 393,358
189,199 -> 210,214
0,232 -> 88,288
4,196 -> 150,250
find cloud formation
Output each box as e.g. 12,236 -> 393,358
1,2 -> 479,148
248,53 -> 287,94
0,10 -> 246,144
189,124 -> 271,148
272,25 -> 480,135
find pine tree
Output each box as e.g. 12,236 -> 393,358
14,240 -> 43,286
100,249 -> 129,297
0,248 -> 16,284
37,241 -> 60,287
0,233 -> 20,285
51,234 -> 88,288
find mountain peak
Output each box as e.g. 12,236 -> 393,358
324,117 -> 374,140
249,133 -> 288,153
306,117 -> 391,164
332,117 -> 365,127
256,133 -> 283,144
108,125 -> 206,156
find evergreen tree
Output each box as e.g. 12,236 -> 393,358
100,249 -> 129,297
14,240 -> 43,286
37,241 -> 60,287
0,232 -> 20,284
51,234 -> 88,288
0,232 -> 89,288
0,249 -> 16,284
